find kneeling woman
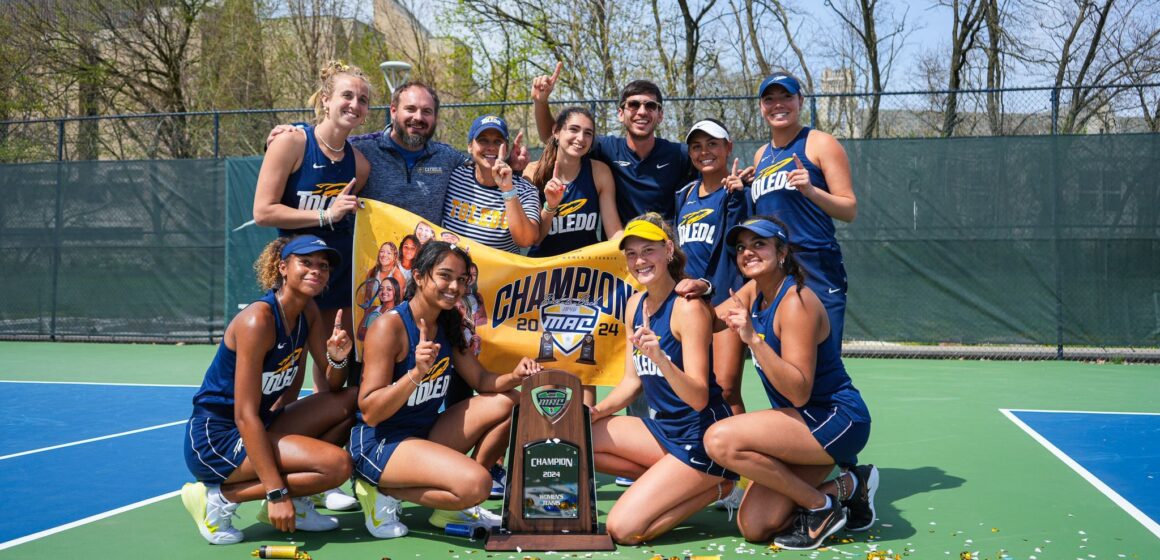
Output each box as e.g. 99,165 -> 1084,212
181,235 -> 359,545
590,214 -> 737,545
351,241 -> 541,538
705,217 -> 871,550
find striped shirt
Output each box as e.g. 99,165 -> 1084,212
442,164 -> 540,253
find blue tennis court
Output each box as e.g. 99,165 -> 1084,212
0,382 -> 195,546
1002,409 -> 1160,538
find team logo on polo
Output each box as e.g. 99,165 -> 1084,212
539,298 -> 599,354
678,208 -> 716,244
531,385 -> 572,423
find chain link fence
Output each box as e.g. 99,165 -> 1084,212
2,84 -> 1158,163
1,85 -> 1158,361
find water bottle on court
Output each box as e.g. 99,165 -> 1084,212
444,522 -> 489,540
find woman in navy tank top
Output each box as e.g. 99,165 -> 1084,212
351,242 -> 542,538
180,235 -> 359,544
590,214 -> 736,545
749,72 -> 856,344
705,217 -> 872,550
253,61 -> 372,391
525,106 -> 623,258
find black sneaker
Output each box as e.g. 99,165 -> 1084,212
842,464 -> 879,531
772,494 -> 846,550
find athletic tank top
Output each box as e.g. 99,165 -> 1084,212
631,291 -> 721,420
362,301 -> 456,434
675,180 -> 748,305
750,127 -> 836,250
750,278 -> 854,410
279,124 -> 357,237
191,290 -> 308,425
529,158 -> 603,257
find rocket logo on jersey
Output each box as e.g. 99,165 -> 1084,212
539,297 -> 600,355
678,208 -> 716,245
261,348 -> 302,394
547,198 -> 598,236
408,356 -> 451,406
298,182 -> 349,211
749,158 -> 796,203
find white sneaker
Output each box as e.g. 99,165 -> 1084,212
429,505 -> 502,529
320,487 -> 359,511
354,478 -> 408,538
257,497 -> 340,532
180,482 -> 243,545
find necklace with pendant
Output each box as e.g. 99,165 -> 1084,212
315,130 -> 345,163
274,289 -> 302,351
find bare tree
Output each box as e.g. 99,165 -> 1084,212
1030,0 -> 1160,133
12,0 -> 211,158
939,0 -> 987,136
824,0 -> 910,137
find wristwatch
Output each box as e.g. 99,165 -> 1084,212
266,487 -> 290,502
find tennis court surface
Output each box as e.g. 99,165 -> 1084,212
0,341 -> 1156,559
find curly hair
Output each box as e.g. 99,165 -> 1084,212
253,237 -> 290,291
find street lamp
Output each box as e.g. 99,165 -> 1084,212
379,61 -> 412,127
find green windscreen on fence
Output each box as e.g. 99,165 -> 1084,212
1,134 -> 1157,349
224,157 -> 275,324
0,159 -> 224,340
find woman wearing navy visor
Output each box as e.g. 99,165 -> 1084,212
705,217 -> 871,550
180,235 -> 358,544
749,71 -> 878,532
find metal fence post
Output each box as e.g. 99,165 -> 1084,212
1050,88 -> 1059,135
810,97 -> 817,129
50,120 -> 66,339
213,112 -> 220,158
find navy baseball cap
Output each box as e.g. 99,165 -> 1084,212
726,218 -> 788,250
757,73 -> 802,97
467,114 -> 509,143
281,234 -> 342,268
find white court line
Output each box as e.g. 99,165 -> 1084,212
0,380 -> 199,388
0,420 -> 185,461
1000,408 -> 1160,539
1006,408 -> 1160,416
0,490 -> 180,551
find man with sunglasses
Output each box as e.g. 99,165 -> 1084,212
532,64 -> 693,224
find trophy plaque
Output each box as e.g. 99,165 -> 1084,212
485,369 -> 614,551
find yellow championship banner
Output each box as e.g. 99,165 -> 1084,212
351,199 -> 640,387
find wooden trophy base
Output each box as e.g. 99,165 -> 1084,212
485,531 -> 616,552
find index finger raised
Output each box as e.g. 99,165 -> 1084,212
641,299 -> 651,331
792,153 -> 805,170
418,318 -> 428,343
333,309 -> 344,331
339,178 -> 355,196
732,158 -> 739,176
549,61 -> 563,84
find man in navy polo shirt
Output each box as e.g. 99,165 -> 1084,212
532,65 -> 693,224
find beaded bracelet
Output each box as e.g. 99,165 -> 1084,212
325,352 -> 349,369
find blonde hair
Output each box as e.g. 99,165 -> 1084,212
632,212 -> 687,281
308,60 -> 372,124
254,237 -> 290,291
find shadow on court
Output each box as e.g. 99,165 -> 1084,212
866,465 -> 966,540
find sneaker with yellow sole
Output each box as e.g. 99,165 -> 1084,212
354,478 -> 408,538
180,482 -> 243,545
428,505 -> 501,529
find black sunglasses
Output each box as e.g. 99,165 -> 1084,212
621,99 -> 662,112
